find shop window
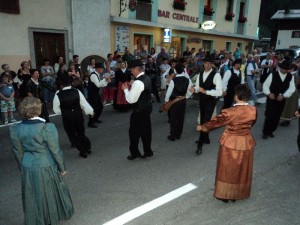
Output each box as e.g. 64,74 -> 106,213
136,1 -> 152,21
134,34 -> 151,53
0,0 -> 20,14
292,31 -> 300,38
202,40 -> 212,54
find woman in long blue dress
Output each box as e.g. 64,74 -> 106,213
10,97 -> 74,225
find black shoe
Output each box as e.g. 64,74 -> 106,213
96,120 -> 102,123
176,136 -> 181,140
195,140 -> 199,144
88,123 -> 97,128
167,135 -> 176,141
204,139 -> 210,144
86,148 -> 92,154
262,134 -> 268,139
79,152 -> 88,158
280,121 -> 290,127
255,102 -> 262,106
269,133 -> 275,138
196,147 -> 202,155
141,152 -> 153,159
231,200 -> 236,203
127,155 -> 141,160
221,199 -> 229,203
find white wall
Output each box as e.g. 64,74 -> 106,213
71,0 -> 111,60
276,30 -> 298,48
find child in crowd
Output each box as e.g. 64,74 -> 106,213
0,74 -> 16,124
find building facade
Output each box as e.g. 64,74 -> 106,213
0,0 -> 111,72
271,9 -> 300,49
110,0 -> 261,57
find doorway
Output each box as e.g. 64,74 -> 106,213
33,32 -> 66,69
170,37 -> 183,58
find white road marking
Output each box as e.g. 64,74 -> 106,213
102,183 -> 197,225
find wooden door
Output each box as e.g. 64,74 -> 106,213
33,32 -> 66,69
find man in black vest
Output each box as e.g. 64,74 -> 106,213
88,62 -> 111,128
165,63 -> 193,141
121,59 -> 153,160
53,75 -> 94,158
262,61 -> 295,139
145,55 -> 161,103
222,58 -> 243,109
194,57 -> 222,155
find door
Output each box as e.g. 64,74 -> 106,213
33,32 -> 66,69
202,40 -> 212,53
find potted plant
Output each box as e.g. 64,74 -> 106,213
225,12 -> 235,21
173,0 -> 187,11
238,15 -> 247,23
204,5 -> 214,16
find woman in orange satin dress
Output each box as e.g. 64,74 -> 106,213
196,84 -> 257,203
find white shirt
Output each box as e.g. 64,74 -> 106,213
53,86 -> 94,115
263,71 -> 296,98
261,59 -> 273,74
246,61 -> 258,76
90,71 -> 107,88
222,69 -> 244,92
165,73 -> 193,102
87,65 -> 95,75
195,69 -> 222,97
124,72 -> 145,104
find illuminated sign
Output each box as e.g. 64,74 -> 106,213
201,21 -> 217,30
163,28 -> 172,43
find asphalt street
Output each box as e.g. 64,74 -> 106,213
0,97 -> 300,225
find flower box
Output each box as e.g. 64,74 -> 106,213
173,0 -> 187,11
204,5 -> 214,16
225,12 -> 235,21
238,15 -> 247,23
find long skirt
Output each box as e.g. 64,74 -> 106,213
214,145 -> 254,200
280,90 -> 299,121
22,164 -> 74,225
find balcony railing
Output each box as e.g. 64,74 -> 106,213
203,15 -> 212,21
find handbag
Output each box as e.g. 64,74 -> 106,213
160,96 -> 186,112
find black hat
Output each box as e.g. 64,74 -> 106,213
95,62 -> 104,69
233,58 -> 243,66
203,57 -> 214,63
60,74 -> 72,86
127,59 -> 144,69
278,60 -> 293,70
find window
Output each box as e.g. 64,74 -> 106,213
237,43 -> 242,50
136,1 -> 152,21
0,0 -> 20,14
226,42 -> 232,52
204,0 -> 212,7
227,0 -> 233,12
202,40 -> 212,53
292,31 -> 300,38
239,1 -> 245,17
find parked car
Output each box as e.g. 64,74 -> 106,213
275,48 -> 300,61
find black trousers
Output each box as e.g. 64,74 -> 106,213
263,98 -> 286,135
62,111 -> 91,154
222,92 -> 234,110
151,77 -> 160,102
88,94 -> 103,124
169,99 -> 186,139
129,111 -> 152,157
198,99 -> 217,147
